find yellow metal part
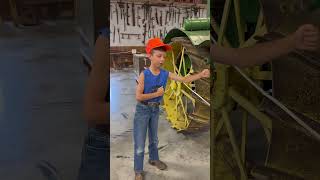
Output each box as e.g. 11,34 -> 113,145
163,44 -> 196,131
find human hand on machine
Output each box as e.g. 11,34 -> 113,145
291,24 -> 319,51
200,69 -> 210,78
211,24 -> 319,68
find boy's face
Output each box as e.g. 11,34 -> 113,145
148,49 -> 166,68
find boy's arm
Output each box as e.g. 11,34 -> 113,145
84,35 -> 108,125
211,24 -> 319,68
136,72 -> 164,101
169,69 -> 210,83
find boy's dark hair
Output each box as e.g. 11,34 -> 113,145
151,46 -> 167,54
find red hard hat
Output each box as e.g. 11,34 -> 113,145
145,38 -> 172,54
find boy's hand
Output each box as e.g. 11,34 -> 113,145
293,24 -> 319,51
200,69 -> 210,78
156,86 -> 164,96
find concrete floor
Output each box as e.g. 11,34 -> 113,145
110,70 -> 210,180
0,21 -> 87,180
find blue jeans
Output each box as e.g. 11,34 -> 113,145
78,128 -> 109,180
133,102 -> 160,173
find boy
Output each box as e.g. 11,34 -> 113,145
134,38 -> 210,180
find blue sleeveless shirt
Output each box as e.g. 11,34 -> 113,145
143,68 -> 169,103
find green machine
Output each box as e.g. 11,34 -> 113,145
163,0 -> 320,179
162,17 -> 210,131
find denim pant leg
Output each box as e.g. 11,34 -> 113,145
78,128 -> 109,180
148,106 -> 160,161
133,103 -> 150,173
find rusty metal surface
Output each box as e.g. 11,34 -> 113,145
260,0 -> 317,32
272,54 -> 320,123
260,1 -> 320,123
251,166 -> 304,180
267,119 -> 320,180
259,96 -> 320,179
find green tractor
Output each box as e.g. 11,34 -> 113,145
162,0 -> 320,179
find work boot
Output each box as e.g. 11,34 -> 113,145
148,160 -> 167,170
135,172 -> 143,180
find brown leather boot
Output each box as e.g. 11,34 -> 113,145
135,172 -> 143,180
148,160 -> 167,170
